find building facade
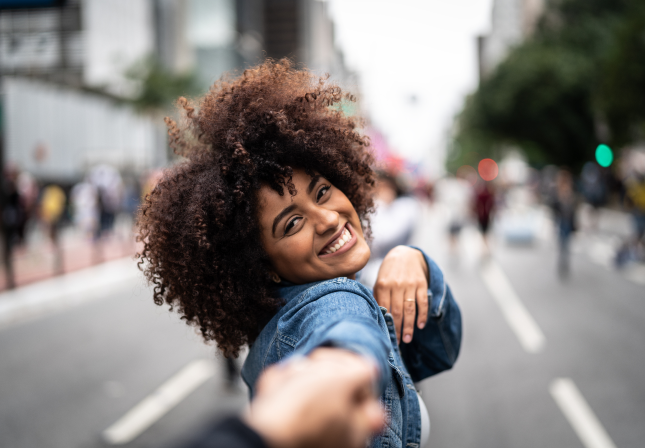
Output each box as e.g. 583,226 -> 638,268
478,0 -> 544,80
1,0 -> 350,182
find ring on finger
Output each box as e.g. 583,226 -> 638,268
405,297 -> 415,302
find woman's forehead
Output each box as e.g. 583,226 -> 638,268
257,170 -> 317,213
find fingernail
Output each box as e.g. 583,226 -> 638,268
403,334 -> 412,343
419,322 -> 426,329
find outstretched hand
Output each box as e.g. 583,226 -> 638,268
373,246 -> 429,344
247,348 -> 385,448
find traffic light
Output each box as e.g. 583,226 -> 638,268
595,144 -> 613,167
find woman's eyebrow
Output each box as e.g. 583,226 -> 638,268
272,204 -> 297,236
307,174 -> 322,194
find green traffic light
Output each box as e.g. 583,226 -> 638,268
595,144 -> 613,167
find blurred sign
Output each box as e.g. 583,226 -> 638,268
0,0 -> 65,9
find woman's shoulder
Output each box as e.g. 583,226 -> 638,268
242,277 -> 384,395
278,277 -> 376,308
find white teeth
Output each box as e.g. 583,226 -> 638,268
323,227 -> 352,255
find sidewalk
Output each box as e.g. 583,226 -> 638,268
0,257 -> 142,329
0,219 -> 139,292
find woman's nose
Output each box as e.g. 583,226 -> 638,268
313,206 -> 339,235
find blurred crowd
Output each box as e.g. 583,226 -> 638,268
3,148 -> 645,289
433,149 -> 645,277
1,163 -> 162,288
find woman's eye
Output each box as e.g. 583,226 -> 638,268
317,186 -> 330,201
285,217 -> 301,234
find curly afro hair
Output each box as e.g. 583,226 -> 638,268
136,59 -> 375,357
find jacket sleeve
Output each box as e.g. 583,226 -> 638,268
207,417 -> 269,448
399,247 -> 462,382
284,286 -> 392,395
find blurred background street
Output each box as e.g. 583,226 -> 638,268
1,0 -> 644,447
1,198 -> 644,448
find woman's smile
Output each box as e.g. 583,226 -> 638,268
319,223 -> 357,257
258,169 -> 371,284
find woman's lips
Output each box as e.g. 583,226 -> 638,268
319,223 -> 357,258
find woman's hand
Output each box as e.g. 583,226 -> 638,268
248,348 -> 385,448
373,246 -> 429,344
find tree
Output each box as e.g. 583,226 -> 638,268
449,0 -> 645,171
125,57 -> 202,112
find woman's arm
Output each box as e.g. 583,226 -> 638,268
281,284 -> 392,395
373,245 -> 429,344
374,246 -> 462,381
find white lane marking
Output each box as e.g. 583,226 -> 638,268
103,359 -> 216,445
550,378 -> 617,448
0,257 -> 141,329
480,260 -> 546,353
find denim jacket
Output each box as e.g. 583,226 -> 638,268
241,248 -> 462,448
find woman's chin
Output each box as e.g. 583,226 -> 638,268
333,244 -> 370,278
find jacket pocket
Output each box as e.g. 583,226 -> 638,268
276,333 -> 297,359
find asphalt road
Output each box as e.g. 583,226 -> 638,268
0,204 -> 643,448
416,205 -> 645,448
0,268 -> 247,448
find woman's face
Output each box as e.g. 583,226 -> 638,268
257,169 -> 371,284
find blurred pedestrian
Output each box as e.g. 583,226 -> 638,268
2,164 -> 23,250
551,169 -> 577,278
580,162 -> 606,231
625,173 -> 645,241
1,164 -> 22,288
473,181 -> 495,257
436,174 -> 472,260
121,173 -> 141,218
70,180 -> 99,238
89,164 -> 123,239
39,184 -> 67,274
360,171 -> 419,287
621,173 -> 645,263
16,170 -> 39,246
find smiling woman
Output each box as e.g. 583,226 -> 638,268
137,59 -> 376,357
258,170 -> 371,284
136,59 -> 461,448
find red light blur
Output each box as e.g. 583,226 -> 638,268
478,158 -> 498,181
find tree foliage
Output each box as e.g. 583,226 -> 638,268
125,57 -> 202,112
449,0 -> 645,172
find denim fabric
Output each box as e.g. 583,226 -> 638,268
241,248 -> 462,448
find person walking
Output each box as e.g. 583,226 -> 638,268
551,169 -> 577,278
39,184 -> 67,275
473,181 -> 495,257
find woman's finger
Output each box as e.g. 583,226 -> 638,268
390,285 -> 404,343
373,281 -> 391,313
401,287 -> 416,344
416,285 -> 428,330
